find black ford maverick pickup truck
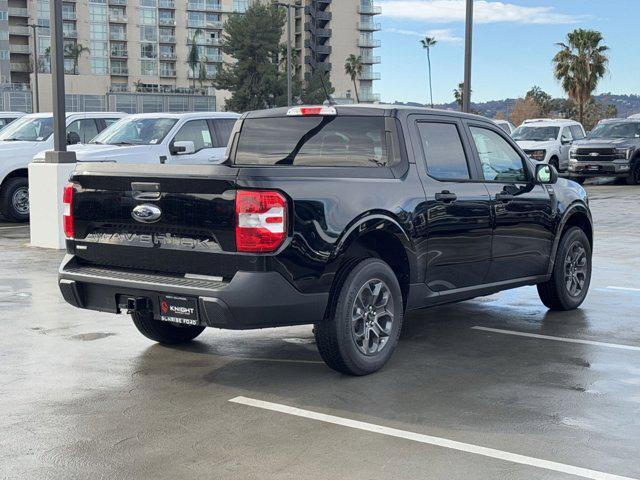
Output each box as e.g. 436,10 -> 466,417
59,105 -> 593,375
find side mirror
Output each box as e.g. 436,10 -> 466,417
561,138 -> 572,145
66,131 -> 81,145
170,140 -> 195,155
536,163 -> 558,184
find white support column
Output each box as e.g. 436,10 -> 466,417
28,162 -> 76,249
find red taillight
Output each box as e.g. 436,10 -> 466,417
62,183 -> 75,239
235,190 -> 287,253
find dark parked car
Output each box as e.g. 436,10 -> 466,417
568,118 -> 640,185
58,105 -> 593,375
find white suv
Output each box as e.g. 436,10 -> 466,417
512,118 -> 586,172
0,111 -> 125,221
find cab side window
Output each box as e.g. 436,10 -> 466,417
469,126 -> 527,182
561,127 -> 573,143
67,119 -> 100,143
173,120 -> 213,153
570,125 -> 585,140
417,122 -> 470,180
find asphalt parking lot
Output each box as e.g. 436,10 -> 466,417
1,182 -> 639,480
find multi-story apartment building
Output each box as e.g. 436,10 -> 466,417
0,0 -> 379,111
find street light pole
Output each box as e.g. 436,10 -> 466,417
462,0 -> 473,113
28,24 -> 40,113
273,1 -> 302,107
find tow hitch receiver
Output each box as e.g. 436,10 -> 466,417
125,297 -> 152,314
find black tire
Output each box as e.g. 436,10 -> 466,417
314,258 -> 404,376
573,177 -> 586,185
626,162 -> 640,185
537,226 -> 592,311
131,311 -> 205,344
549,157 -> 560,172
0,177 -> 30,222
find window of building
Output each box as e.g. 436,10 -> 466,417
140,8 -> 158,25
140,60 -> 158,76
417,122 -> 470,180
140,26 -> 157,42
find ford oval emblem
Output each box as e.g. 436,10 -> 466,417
132,204 -> 162,223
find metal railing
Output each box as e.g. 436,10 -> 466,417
8,7 -> 29,17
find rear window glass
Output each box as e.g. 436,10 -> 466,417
234,116 -> 389,167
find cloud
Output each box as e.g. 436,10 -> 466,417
379,0 -> 581,25
385,27 -> 463,44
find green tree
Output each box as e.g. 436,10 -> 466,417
214,3 -> 286,112
198,57 -> 208,88
420,36 -> 437,108
525,86 -> 552,116
553,29 -> 609,125
301,70 -> 335,105
344,54 -> 363,103
187,28 -> 203,89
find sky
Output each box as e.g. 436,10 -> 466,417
376,0 -> 639,104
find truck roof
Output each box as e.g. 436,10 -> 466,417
521,118 -> 581,126
20,112 -> 125,119
123,112 -> 240,120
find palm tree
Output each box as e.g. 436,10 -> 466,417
187,28 -> 203,89
198,57 -> 208,89
344,54 -> 363,103
64,43 -> 90,75
553,29 -> 609,125
420,36 -> 437,108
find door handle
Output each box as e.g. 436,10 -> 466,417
495,193 -> 515,202
435,191 -> 457,203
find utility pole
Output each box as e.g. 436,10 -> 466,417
28,24 -> 40,113
273,1 -> 302,107
462,0 -> 473,113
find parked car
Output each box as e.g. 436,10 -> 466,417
0,112 -> 25,132
58,105 -> 593,375
512,118 -> 586,172
628,113 -> 640,119
33,112 -> 240,166
568,118 -> 640,185
0,112 -> 125,221
494,119 -> 516,135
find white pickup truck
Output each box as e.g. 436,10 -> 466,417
0,111 -> 125,221
34,112 -> 240,166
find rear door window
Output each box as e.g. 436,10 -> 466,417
234,116 -> 389,167
417,122 -> 470,180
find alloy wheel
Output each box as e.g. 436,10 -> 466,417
351,278 -> 395,356
564,241 -> 588,297
12,187 -> 29,215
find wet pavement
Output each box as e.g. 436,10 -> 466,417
1,183 -> 639,480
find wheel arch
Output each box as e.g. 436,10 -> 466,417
1,168 -> 28,188
547,203 -> 593,275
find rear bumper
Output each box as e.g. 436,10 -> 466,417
58,255 -> 329,330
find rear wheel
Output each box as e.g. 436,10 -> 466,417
131,311 -> 205,344
537,227 -> 592,310
0,177 -> 30,222
314,258 -> 404,375
626,162 -> 640,185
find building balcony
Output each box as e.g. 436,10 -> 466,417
206,54 -> 223,63
109,14 -> 127,23
109,31 -> 127,41
358,37 -> 381,48
10,44 -> 31,54
108,0 -> 127,5
8,7 -> 29,17
358,4 -> 382,15
358,21 -> 381,31
359,71 -> 381,81
10,62 -> 30,73
110,66 -> 129,76
62,12 -> 77,20
158,0 -> 176,9
187,1 -> 222,12
205,20 -> 224,29
360,92 -> 381,102
159,35 -> 177,43
160,52 -> 177,60
159,18 -> 175,26
110,49 -> 128,58
9,25 -> 30,36
64,66 -> 79,75
361,54 -> 381,64
63,29 -> 78,38
160,69 -> 177,77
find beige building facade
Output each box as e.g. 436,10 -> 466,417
1,0 -> 379,112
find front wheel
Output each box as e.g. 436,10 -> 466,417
537,227 -> 592,310
131,311 -> 205,344
314,258 -> 404,376
626,163 -> 640,185
0,177 -> 30,222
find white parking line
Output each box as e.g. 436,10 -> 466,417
607,286 -> 640,293
0,225 -> 29,230
229,396 -> 637,480
471,326 -> 640,352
